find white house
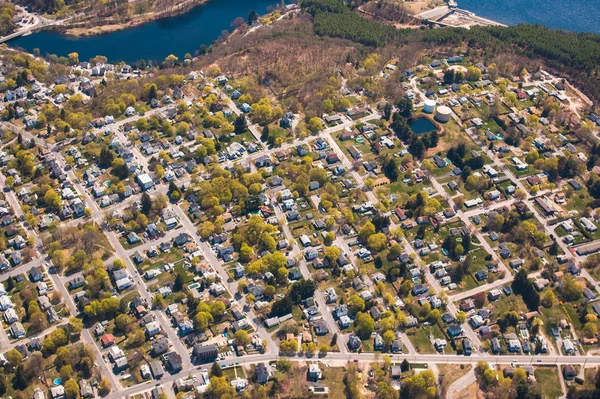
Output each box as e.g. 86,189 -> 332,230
4,307 -> 18,324
145,321 -> 161,337
136,173 -> 154,190
0,295 -> 13,310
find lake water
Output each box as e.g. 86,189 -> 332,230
458,0 -> 600,34
409,117 -> 437,135
9,0 -> 278,63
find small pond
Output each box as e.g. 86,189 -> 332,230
409,118 -> 438,135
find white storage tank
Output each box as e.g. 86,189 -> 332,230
435,105 -> 452,123
423,99 -> 436,114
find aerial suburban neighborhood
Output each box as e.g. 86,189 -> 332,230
0,0 -> 599,398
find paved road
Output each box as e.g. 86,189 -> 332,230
446,368 -> 476,399
217,87 -> 265,146
170,204 -> 278,354
271,199 -> 346,354
0,6 -> 57,44
81,328 -> 122,392
1,72 -> 598,399
106,349 -> 600,399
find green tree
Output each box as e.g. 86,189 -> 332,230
64,378 -> 79,399
308,117 -> 323,133
5,348 -> 23,367
68,317 -> 83,334
209,301 -> 226,320
44,188 -> 62,211
264,285 -> 276,298
4,175 -> 14,188
147,83 -> 158,100
115,314 -> 134,334
248,9 -> 259,24
234,330 -> 251,346
397,98 -> 413,119
367,233 -> 387,252
60,365 -> 73,381
208,376 -> 236,398
211,362 -> 223,377
358,221 -> 376,243
99,147 -> 114,168
152,294 -> 166,309
319,344 -> 329,356
541,290 -> 555,308
113,259 -> 125,269
354,312 -> 375,339
141,192 -> 152,215
99,377 -> 111,396
194,311 -> 213,332
324,246 -> 341,265
348,294 -> 365,315
111,157 -> 129,180
279,339 -> 298,355
383,330 -> 395,347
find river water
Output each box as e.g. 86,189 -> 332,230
458,0 -> 600,34
9,0 -> 277,63
8,0 -> 600,64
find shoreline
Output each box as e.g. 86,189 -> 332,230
453,0 -> 506,27
41,0 -> 509,38
13,0 -> 508,40
416,3 -> 506,29
57,0 -> 212,37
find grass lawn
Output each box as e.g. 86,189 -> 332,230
539,304 -> 587,351
584,368 -> 597,390
174,262 -> 195,283
383,180 -> 424,199
540,305 -> 569,332
222,365 -> 246,382
408,324 -> 450,354
506,163 -> 538,178
119,237 -> 143,250
292,306 -> 304,323
321,367 -> 346,398
489,293 -> 529,319
407,326 -> 435,354
534,367 -> 563,399
137,247 -> 186,272
566,187 -> 594,215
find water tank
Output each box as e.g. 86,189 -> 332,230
423,99 -> 436,114
435,105 -> 452,123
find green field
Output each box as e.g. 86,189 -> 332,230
534,367 -> 563,399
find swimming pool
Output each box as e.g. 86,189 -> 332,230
356,137 -> 365,143
53,378 -> 62,386
188,283 -> 199,290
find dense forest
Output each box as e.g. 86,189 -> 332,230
303,0 -> 416,47
18,0 -> 73,14
0,0 -> 16,36
301,0 -> 600,102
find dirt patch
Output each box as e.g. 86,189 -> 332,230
64,23 -> 137,36
402,0 -> 439,15
453,381 -> 484,399
438,364 -> 472,397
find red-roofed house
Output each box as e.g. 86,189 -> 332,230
101,334 -> 115,347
